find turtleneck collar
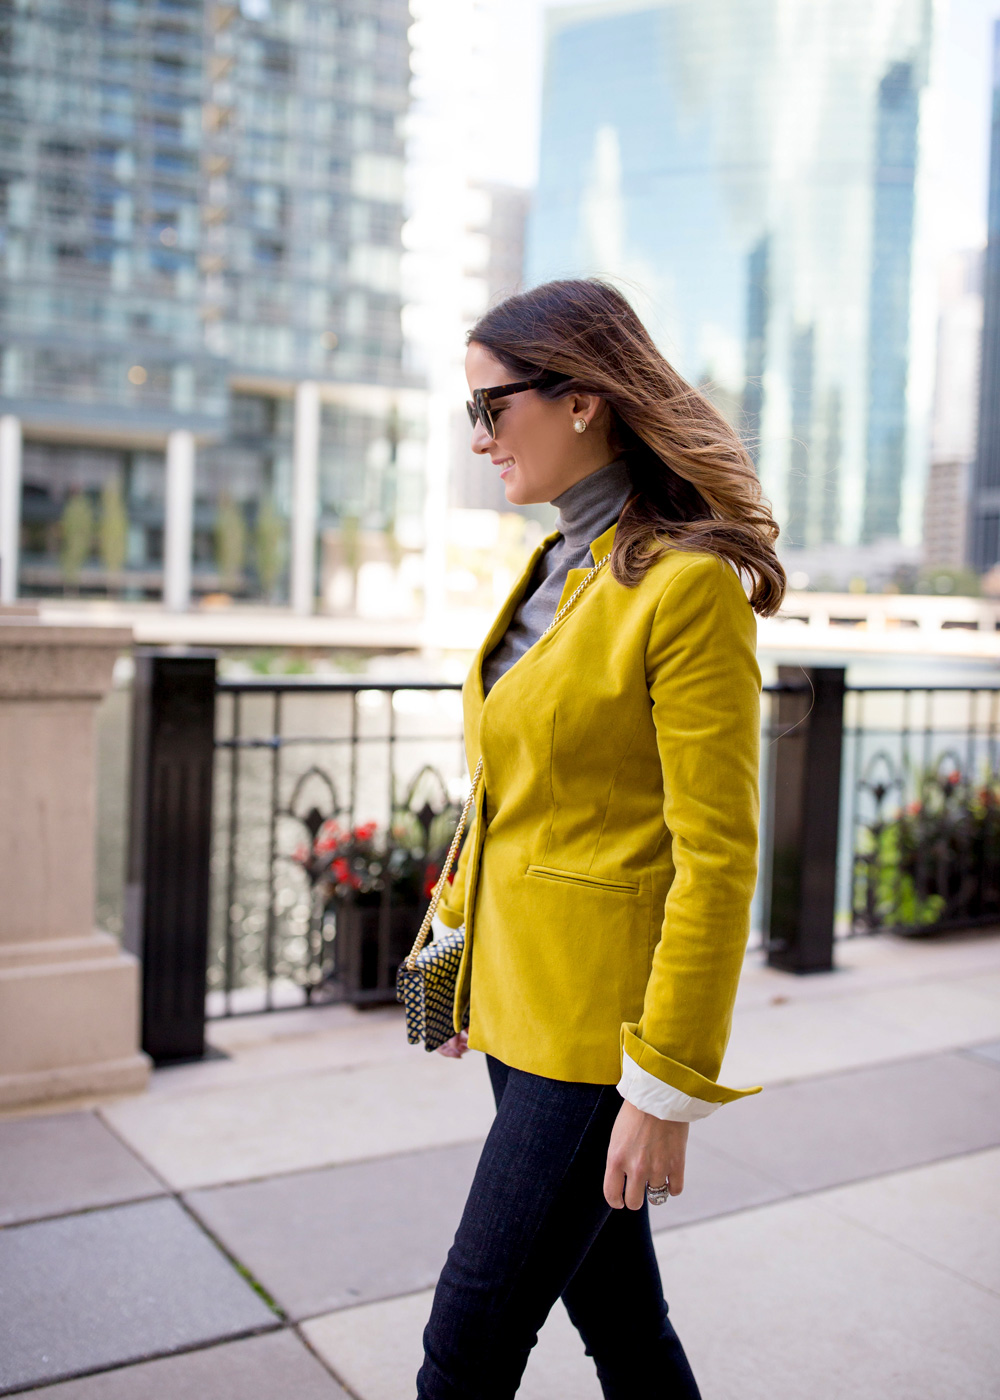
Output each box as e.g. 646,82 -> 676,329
552,457 -> 633,547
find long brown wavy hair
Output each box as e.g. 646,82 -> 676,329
468,279 -> 785,616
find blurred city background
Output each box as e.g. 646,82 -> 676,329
0,0 -> 999,639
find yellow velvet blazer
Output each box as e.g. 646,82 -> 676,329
437,519 -> 762,1106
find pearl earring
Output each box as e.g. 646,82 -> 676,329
573,419 -> 587,434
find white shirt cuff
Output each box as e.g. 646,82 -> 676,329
617,1050 -> 721,1122
431,913 -> 461,940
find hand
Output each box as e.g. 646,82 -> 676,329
435,1030 -> 469,1059
603,1099 -> 689,1210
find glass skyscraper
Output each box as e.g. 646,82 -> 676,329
970,20 -> 1000,573
527,0 -> 935,562
0,0 -> 417,604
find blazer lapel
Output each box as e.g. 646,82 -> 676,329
554,521 -> 619,613
467,530 -> 559,712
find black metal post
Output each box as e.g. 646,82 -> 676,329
125,650 -> 217,1061
766,665 -> 846,973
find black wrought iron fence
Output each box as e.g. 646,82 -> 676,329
127,653 -> 1000,1060
209,678 -> 468,1017
845,686 -> 1000,935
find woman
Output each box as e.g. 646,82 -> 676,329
418,279 -> 784,1399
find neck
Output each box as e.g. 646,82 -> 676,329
553,458 -> 633,546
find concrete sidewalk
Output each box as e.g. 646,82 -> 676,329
2,931 -> 1000,1399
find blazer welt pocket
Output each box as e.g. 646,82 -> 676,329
526,864 -> 639,895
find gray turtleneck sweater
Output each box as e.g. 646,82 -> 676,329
481,457 -> 633,695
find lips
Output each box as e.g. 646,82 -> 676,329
493,457 -> 515,478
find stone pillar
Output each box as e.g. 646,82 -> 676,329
291,380 -> 320,616
0,414 -> 22,605
0,620 -> 150,1108
164,428 -> 195,612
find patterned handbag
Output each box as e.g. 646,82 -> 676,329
396,551 -> 611,1051
396,757 -> 483,1051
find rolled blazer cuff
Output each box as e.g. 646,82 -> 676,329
620,1023 -> 762,1106
436,904 -> 465,930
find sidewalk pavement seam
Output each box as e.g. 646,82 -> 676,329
93,1109 -> 289,1322
292,1322 -> 367,1400
739,960 -> 1000,1004
0,1188 -> 167,1232
0,1325 -> 286,1399
175,1132 -> 491,1197
732,1037 -> 1000,1093
130,1047 -> 420,1104
808,1164 -> 1000,1304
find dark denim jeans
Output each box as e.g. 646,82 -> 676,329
417,1056 -> 702,1400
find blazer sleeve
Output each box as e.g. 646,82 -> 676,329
621,552 -> 763,1106
436,812 -> 476,930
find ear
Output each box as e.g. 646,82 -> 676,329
567,393 -> 603,429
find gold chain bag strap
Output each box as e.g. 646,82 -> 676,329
396,553 -> 611,1051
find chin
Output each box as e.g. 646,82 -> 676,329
503,480 -> 526,505
504,479 -> 543,507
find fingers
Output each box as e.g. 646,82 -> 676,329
623,1168 -> 647,1211
434,1031 -> 469,1058
603,1157 -> 626,1209
604,1104 -> 690,1210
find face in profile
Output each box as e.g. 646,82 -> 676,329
465,341 -> 609,506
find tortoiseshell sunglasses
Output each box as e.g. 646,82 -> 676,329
465,381 -> 539,439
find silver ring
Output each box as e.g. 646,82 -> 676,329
646,1182 -> 670,1206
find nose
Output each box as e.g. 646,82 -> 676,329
470,418 -> 494,455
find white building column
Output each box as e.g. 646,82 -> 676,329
291,380 -> 320,616
163,429 -> 194,612
0,415 -> 22,605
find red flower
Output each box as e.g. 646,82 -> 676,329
314,819 -> 345,854
417,856 -> 436,901
353,820 -> 378,841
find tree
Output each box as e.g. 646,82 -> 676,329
383,519 -> 403,569
59,492 -> 94,591
255,497 -> 285,601
98,478 -> 128,590
215,492 -> 247,593
339,514 -> 362,611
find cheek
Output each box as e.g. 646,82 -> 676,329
506,406 -> 559,468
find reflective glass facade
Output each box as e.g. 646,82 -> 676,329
970,21 -> 1000,572
0,0 -> 413,598
527,0 -> 935,552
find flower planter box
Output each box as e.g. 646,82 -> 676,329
332,900 -> 424,1005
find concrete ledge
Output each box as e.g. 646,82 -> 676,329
0,935 -> 150,1105
0,931 -> 123,970
0,1056 -> 150,1111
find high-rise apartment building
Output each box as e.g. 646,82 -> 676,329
0,0 -> 419,607
527,0 -> 936,567
970,20 -> 1000,573
924,249 -> 981,571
